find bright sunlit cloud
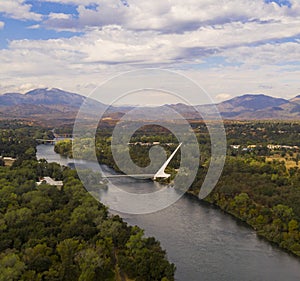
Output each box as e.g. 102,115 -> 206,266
0,0 -> 299,103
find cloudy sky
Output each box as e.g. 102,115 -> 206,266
0,0 -> 300,103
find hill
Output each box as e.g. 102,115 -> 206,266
0,88 -> 85,107
0,88 -> 108,125
195,94 -> 300,120
1,88 -> 300,121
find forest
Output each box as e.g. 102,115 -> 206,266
54,121 -> 300,257
2,119 -> 300,280
0,121 -> 175,281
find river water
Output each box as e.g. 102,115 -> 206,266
37,144 -> 300,281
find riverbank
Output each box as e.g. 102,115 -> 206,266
37,143 -> 300,280
187,187 -> 300,258
187,190 -> 300,268
53,140 -> 300,258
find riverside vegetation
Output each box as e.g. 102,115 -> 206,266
0,121 -> 175,281
55,121 -> 300,258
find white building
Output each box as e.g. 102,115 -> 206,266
37,177 -> 63,189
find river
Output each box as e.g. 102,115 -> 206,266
37,144 -> 300,281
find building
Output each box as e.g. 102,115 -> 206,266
36,177 -> 63,189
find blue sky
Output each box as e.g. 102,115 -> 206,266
0,0 -> 299,103
0,1 -> 81,48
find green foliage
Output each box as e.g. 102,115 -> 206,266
197,155 -> 300,257
119,227 -> 176,281
54,140 -> 72,158
0,122 -> 175,281
0,121 -> 50,159
6,119 -> 300,279
0,252 -> 25,281
0,127 -> 175,281
0,162 -> 175,280
56,121 -> 300,259
57,238 -> 80,281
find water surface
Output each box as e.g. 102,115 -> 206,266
37,144 -> 300,281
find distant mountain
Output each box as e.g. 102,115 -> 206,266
0,88 -> 109,121
164,94 -> 300,120
1,88 -> 300,121
214,94 -> 291,119
217,94 -> 288,112
0,88 -> 85,107
0,93 -> 26,106
289,95 -> 300,104
24,88 -> 85,107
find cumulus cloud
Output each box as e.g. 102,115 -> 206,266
223,41 -> 300,66
0,0 -> 42,21
39,1 -> 300,65
29,17 -> 300,68
1,0 -> 300,101
0,21 -> 4,29
40,0 -> 101,5
1,27 -> 299,101
48,13 -> 72,20
41,0 -> 300,33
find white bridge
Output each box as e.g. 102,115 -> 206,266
105,143 -> 182,180
36,137 -> 73,145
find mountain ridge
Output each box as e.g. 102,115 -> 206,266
218,94 -> 297,119
192,93 -> 300,120
1,88 -> 300,120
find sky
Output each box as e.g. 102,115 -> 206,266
0,0 -> 300,104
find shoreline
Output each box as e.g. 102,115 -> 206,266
185,190 -> 300,259
50,143 -> 300,259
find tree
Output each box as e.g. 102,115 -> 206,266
77,248 -> 99,281
288,219 -> 299,233
0,252 -> 25,281
23,243 -> 52,273
57,239 -> 80,281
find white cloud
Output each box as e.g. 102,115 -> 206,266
17,83 -> 46,93
1,27 -> 300,101
7,27 -> 182,66
0,21 -> 4,29
48,13 -> 72,20
39,1 -> 300,65
40,0 -> 101,5
0,0 -> 42,21
223,41 -> 300,66
27,24 -> 41,29
1,0 -> 300,102
215,93 -> 233,102
183,64 -> 300,103
42,0 -> 300,33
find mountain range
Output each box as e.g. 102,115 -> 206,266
196,94 -> 300,120
0,88 -> 300,121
